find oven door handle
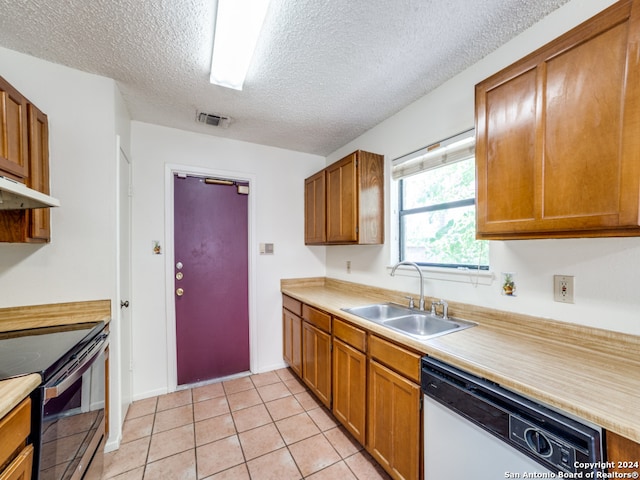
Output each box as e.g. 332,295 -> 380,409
44,335 -> 108,401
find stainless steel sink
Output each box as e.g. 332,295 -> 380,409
342,303 -> 475,341
342,303 -> 412,321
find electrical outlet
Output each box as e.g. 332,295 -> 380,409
346,260 -> 351,274
553,275 -> 574,303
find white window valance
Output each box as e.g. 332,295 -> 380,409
391,129 -> 475,180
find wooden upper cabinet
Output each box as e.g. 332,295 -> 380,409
476,0 -> 640,239
304,150 -> 384,245
0,76 -> 29,180
304,170 -> 326,244
27,104 -> 50,242
0,103 -> 51,243
326,153 -> 358,243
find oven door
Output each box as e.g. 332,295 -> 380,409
36,331 -> 109,480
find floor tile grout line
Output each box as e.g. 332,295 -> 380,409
109,370 -> 387,479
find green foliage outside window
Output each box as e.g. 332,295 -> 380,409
400,157 -> 489,268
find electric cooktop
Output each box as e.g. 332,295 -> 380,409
0,322 -> 105,381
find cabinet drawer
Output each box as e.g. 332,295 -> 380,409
369,335 -> 421,383
282,295 -> 302,316
0,444 -> 33,480
333,318 -> 366,352
302,304 -> 331,333
0,398 -> 30,470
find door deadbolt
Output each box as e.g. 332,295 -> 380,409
176,288 -> 184,297
176,272 -> 184,280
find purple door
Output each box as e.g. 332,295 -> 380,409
174,175 -> 249,385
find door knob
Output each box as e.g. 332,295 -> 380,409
176,288 -> 184,297
120,300 -> 130,308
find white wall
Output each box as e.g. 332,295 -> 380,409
130,122 -> 326,399
324,0 -> 640,336
0,46 -> 119,307
0,46 -> 130,447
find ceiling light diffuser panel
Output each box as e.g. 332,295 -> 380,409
210,0 -> 271,90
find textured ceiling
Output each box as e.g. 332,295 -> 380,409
0,0 -> 570,156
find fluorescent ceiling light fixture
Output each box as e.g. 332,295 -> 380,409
210,0 -> 271,90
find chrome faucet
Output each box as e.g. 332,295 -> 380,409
390,261 -> 425,310
431,299 -> 449,319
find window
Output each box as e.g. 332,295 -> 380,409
393,130 -> 489,270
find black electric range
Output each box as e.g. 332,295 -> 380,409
0,321 -> 109,480
0,322 -> 105,382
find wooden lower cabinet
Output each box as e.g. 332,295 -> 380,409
302,321 -> 332,408
0,397 -> 32,480
0,444 -> 33,480
606,431 -> 640,475
283,308 -> 303,377
332,337 -> 366,444
368,360 -> 421,480
281,298 -> 422,479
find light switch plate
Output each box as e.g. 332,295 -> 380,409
553,275 -> 574,303
259,243 -> 274,254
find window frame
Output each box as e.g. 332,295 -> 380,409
396,152 -> 489,271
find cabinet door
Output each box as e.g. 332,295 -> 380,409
304,170 -> 326,244
302,321 -> 332,408
26,104 -> 50,242
0,398 -> 31,469
0,77 -> 28,179
368,360 -> 421,480
326,153 -> 358,243
606,431 -> 640,476
0,444 -> 33,480
332,338 -> 366,444
476,1 -> 640,239
282,308 -> 302,377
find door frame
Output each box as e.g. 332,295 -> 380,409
116,137 -> 133,417
164,163 -> 257,391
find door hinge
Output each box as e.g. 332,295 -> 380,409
419,395 -> 423,411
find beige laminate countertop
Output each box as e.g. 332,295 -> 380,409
281,277 -> 640,444
0,374 -> 41,418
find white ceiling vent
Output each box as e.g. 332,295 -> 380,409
197,111 -> 231,128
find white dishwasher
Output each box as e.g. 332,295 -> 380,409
421,357 -> 605,479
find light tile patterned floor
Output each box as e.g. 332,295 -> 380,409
103,368 -> 391,480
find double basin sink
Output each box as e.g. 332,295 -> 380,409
341,302 -> 475,341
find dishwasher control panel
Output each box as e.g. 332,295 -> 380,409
510,416 -> 576,473
421,356 -> 604,477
